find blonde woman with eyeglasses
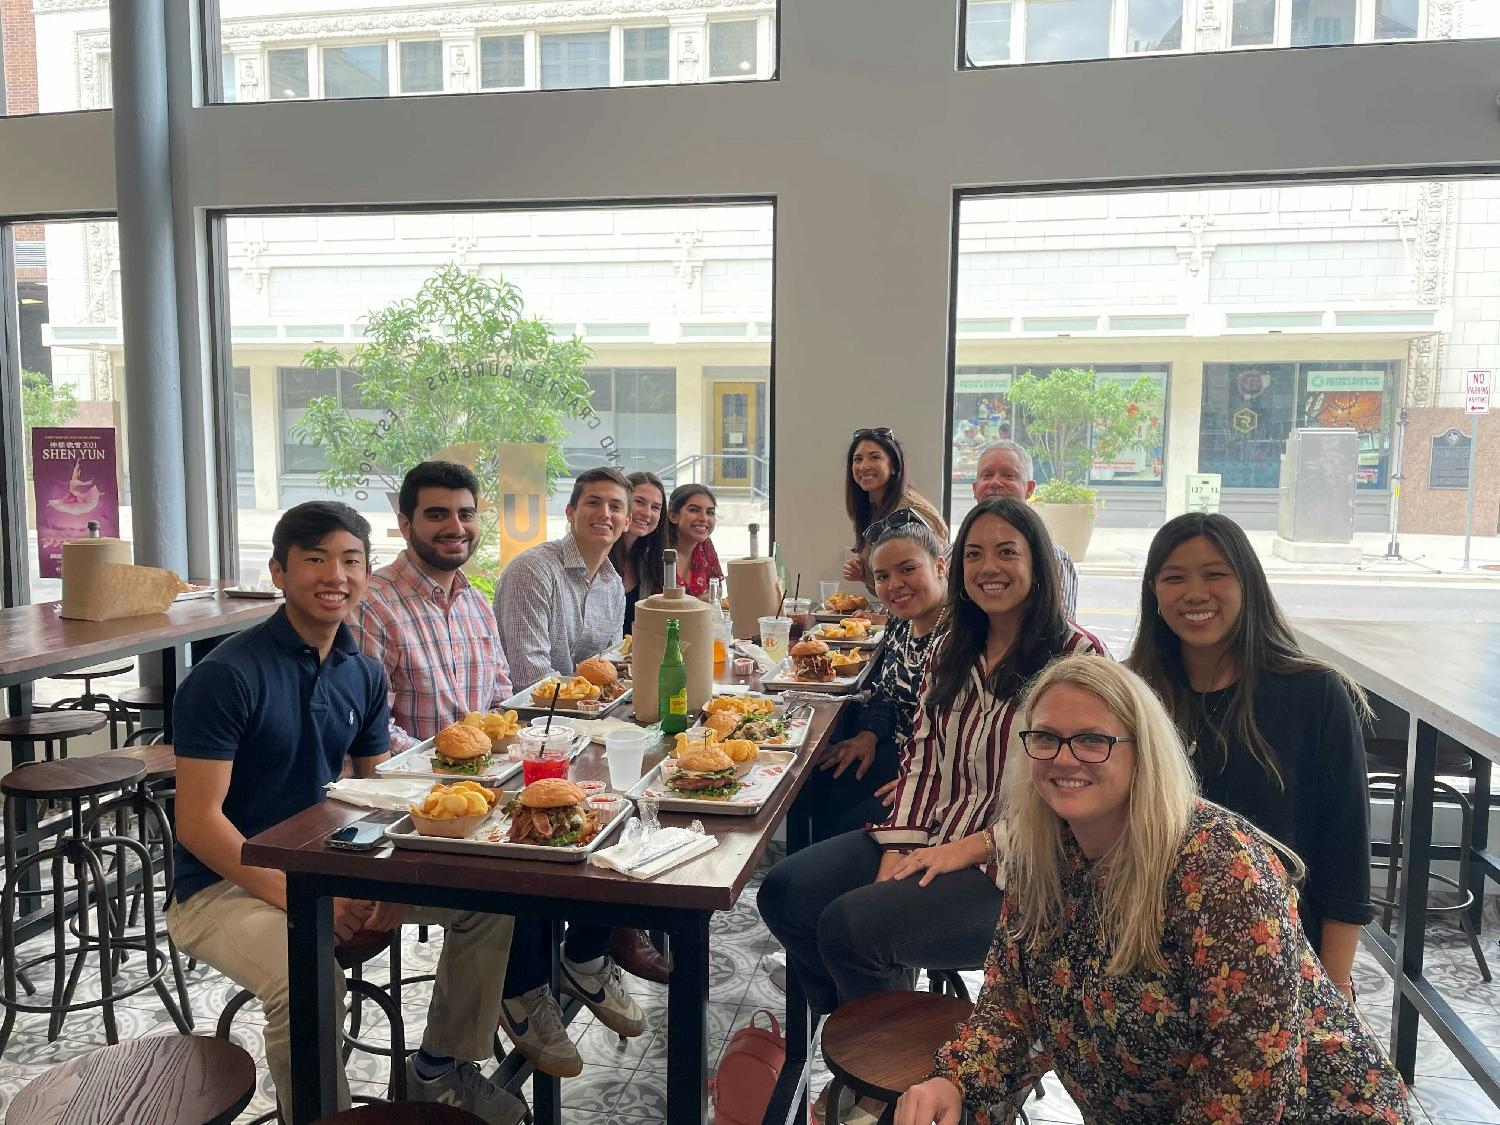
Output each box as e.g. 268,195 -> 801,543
896,656 -> 1412,1125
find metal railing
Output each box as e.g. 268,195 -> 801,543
653,452 -> 769,501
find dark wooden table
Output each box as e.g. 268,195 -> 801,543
1295,619 -> 1500,1107
0,585 -> 278,939
242,696 -> 847,1125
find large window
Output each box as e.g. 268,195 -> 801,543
952,178 -> 1499,530
2,7 -> 111,114
963,0 -> 1496,66
218,204 -> 772,573
6,220 -> 124,604
208,3 -> 777,103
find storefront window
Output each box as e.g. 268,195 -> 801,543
1201,361 -> 1394,489
1299,362 -> 1394,488
951,364 -> 1167,487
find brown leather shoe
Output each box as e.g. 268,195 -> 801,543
609,927 -> 672,983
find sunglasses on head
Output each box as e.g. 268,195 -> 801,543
862,507 -> 924,545
852,427 -> 894,441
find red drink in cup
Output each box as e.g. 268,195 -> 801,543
523,756 -> 570,785
517,727 -> 572,787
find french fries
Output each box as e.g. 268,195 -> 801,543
704,694 -> 776,717
462,709 -> 521,743
411,780 -> 500,820
818,619 -> 873,641
531,676 -> 601,704
828,650 -> 865,668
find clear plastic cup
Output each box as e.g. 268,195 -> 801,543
517,726 -> 573,784
758,616 -> 792,665
785,598 -> 813,643
820,581 -> 840,606
604,729 -> 655,791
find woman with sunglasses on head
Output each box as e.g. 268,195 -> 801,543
804,518 -> 951,842
760,498 -> 1103,1123
843,427 -> 948,588
896,656 -> 1411,1125
1126,512 -> 1374,1003
610,471 -> 666,634
664,483 -> 722,599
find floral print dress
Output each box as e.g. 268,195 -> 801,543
932,803 -> 1413,1124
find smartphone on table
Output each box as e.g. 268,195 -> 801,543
325,809 -> 404,851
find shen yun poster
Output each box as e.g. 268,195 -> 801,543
31,427 -> 120,579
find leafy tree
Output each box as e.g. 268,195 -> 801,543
1005,366 -> 1156,510
20,370 -> 78,476
291,265 -> 597,505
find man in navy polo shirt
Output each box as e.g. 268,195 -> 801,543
166,502 -> 524,1123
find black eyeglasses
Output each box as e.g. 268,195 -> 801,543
1019,731 -> 1135,763
862,508 -> 924,545
852,427 -> 894,441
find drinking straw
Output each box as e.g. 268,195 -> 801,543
543,683 -> 562,733
792,574 -> 801,602
775,590 -> 786,618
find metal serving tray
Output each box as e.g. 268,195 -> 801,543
806,622 -> 885,648
697,696 -> 814,750
627,749 -> 796,817
384,797 -> 633,862
375,732 -> 588,786
500,679 -> 634,718
758,654 -> 877,695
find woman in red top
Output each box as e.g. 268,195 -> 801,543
665,484 -> 722,598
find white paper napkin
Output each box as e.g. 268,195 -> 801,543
588,827 -> 718,879
324,777 -> 433,811
735,641 -> 776,672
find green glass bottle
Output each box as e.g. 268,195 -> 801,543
659,618 -> 689,734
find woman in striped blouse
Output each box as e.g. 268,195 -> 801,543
759,497 -> 1106,1027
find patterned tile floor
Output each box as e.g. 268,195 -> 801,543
3,856 -> 1500,1122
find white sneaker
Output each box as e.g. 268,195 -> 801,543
404,1058 -> 530,1125
560,955 -> 647,1037
498,986 -> 583,1078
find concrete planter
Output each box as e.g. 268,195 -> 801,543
1034,502 -> 1096,562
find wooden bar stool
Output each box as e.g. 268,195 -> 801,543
0,709 -> 107,763
0,757 -> 193,1053
49,661 -> 136,747
7,1034 -> 256,1125
820,991 -> 976,1125
115,684 -> 167,746
313,1103 -> 487,1124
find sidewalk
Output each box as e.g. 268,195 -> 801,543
224,508 -> 1500,586
1076,526 -> 1500,583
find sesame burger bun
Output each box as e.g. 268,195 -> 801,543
676,745 -> 734,773
575,658 -> 618,687
790,638 -> 830,658
518,778 -> 587,809
433,724 -> 493,762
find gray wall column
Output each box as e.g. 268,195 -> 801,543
109,0 -> 188,575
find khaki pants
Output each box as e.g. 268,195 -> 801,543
168,881 -> 512,1113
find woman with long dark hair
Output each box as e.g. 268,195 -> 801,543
759,497 -> 1104,1123
841,427 -> 947,585
664,483 -> 722,598
896,657 -> 1410,1125
809,518 -> 950,840
1126,512 -> 1373,1001
610,471 -> 666,634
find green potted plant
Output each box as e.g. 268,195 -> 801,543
1004,366 -> 1156,560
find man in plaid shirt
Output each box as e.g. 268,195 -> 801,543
352,461 -> 513,752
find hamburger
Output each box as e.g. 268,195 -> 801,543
431,723 -> 494,776
666,745 -> 741,801
576,657 -> 626,702
505,778 -> 599,847
790,637 -> 835,683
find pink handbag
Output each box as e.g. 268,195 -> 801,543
711,1009 -> 787,1125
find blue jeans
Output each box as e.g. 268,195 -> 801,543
757,829 -> 1003,1015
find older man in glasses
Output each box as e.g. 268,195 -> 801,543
973,440 -> 1079,618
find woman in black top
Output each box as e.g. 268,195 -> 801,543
1127,512 -> 1373,1001
810,515 -> 949,840
610,471 -> 665,635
